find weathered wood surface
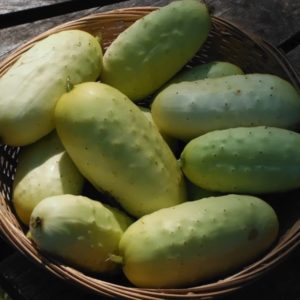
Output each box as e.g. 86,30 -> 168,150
0,0 -> 66,14
206,0 -> 300,46
0,0 -> 299,72
0,248 -> 300,300
287,45 -> 300,73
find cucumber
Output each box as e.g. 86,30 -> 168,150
30,194 -> 132,273
169,61 -> 244,84
119,194 -> 278,288
181,126 -> 300,193
151,74 -> 300,141
101,0 -> 211,101
12,131 -> 84,226
0,30 -> 102,146
54,82 -> 186,217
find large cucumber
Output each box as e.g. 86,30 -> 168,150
0,30 -> 102,146
101,0 -> 211,101
119,194 -> 278,288
54,82 -> 186,217
12,131 -> 84,226
180,126 -> 300,193
151,74 -> 300,141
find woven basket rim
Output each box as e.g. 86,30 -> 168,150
1,6 -> 300,300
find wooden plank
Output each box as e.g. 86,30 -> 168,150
0,250 -> 300,300
206,0 -> 300,47
0,1 -> 132,29
0,236 -> 12,261
0,0 -> 66,14
0,8 -> 96,60
287,45 -> 300,75
1,0 -> 299,60
0,253 -> 95,300
0,0 -> 170,61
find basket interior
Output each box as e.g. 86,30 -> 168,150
1,8 -> 300,299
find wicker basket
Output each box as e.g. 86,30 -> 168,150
1,6 -> 300,300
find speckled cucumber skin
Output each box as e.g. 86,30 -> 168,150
0,30 -> 102,146
119,194 -> 279,288
12,131 -> 84,226
30,195 -> 132,273
151,74 -> 300,141
169,61 -> 244,84
101,0 -> 211,101
139,106 -> 179,154
181,126 -> 300,193
54,82 -> 186,217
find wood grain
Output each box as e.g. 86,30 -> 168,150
0,250 -> 300,300
0,0 -> 66,14
287,45 -> 300,75
206,0 -> 300,47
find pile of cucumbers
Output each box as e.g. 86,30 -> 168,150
1,0 -> 300,289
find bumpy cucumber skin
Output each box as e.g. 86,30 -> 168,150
30,195 -> 132,273
101,0 -> 211,101
12,131 -> 84,226
139,106 -> 179,154
0,30 -> 102,146
151,74 -> 300,141
54,82 -> 186,217
119,194 -> 278,288
181,126 -> 300,193
169,61 -> 244,84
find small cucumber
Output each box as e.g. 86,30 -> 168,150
169,61 -> 244,84
12,131 -> 84,226
30,194 -> 132,273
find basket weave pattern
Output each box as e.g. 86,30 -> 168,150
1,7 -> 300,300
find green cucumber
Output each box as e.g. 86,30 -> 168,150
101,0 -> 211,101
181,126 -> 300,193
151,74 -> 300,141
169,61 -> 244,84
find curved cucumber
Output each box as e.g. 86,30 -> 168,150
101,0 -> 211,101
181,126 -> 300,193
0,30 -> 102,146
54,82 -> 186,217
119,194 -> 278,288
151,74 -> 300,141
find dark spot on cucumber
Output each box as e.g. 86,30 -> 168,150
30,216 -> 43,229
248,228 -> 258,240
65,76 -> 74,92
